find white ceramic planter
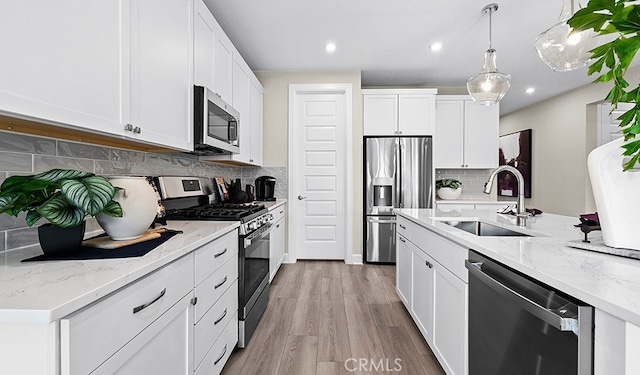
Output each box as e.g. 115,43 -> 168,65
588,137 -> 640,250
437,187 -> 462,200
96,176 -> 158,240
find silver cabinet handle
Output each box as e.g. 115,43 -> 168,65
276,224 -> 280,228
399,237 -> 406,243
250,159 -> 254,162
298,195 -> 307,200
133,288 -> 166,314
214,344 -> 228,365
214,308 -> 228,325
399,224 -> 406,229
465,260 -> 580,335
214,276 -> 228,290
124,124 -> 133,131
133,126 -> 141,134
214,247 -> 228,258
279,210 -> 284,214
425,260 -> 433,269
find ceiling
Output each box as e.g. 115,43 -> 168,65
204,0 -> 600,115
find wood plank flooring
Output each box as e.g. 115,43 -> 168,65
221,261 -> 445,375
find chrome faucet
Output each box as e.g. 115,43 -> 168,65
484,165 -> 528,226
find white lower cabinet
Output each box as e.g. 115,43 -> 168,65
396,215 -> 468,375
396,235 -> 412,307
91,293 -> 193,375
411,245 -> 435,343
61,254 -> 194,375
433,261 -> 468,375
269,204 -> 286,282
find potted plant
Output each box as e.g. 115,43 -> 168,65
566,1 -> 640,250
436,179 -> 463,200
0,169 -> 122,254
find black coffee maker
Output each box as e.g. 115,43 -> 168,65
255,176 -> 276,201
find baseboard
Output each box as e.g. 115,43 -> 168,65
350,254 -> 363,265
282,253 -> 295,264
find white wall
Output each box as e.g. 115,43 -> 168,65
500,65 -> 640,216
255,71 -> 363,257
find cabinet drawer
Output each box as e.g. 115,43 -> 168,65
271,204 -> 286,222
196,311 -> 239,375
61,254 -> 194,375
397,216 -> 412,240
195,254 -> 238,323
195,230 -> 238,286
412,226 -> 468,283
195,280 -> 238,368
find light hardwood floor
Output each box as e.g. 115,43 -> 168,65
221,261 -> 446,375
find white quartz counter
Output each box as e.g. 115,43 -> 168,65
262,199 -> 286,211
394,208 -> 640,327
0,221 -> 239,324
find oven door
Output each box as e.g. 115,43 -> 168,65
239,224 -> 271,319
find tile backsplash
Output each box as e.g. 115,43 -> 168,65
436,169 -> 494,199
0,130 -> 286,253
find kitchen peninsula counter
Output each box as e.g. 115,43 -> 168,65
0,221 -> 239,324
394,208 -> 640,327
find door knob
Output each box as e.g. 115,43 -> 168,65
298,195 -> 307,200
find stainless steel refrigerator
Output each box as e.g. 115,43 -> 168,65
364,136 -> 433,263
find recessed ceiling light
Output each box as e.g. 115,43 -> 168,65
525,87 -> 536,94
324,42 -> 337,53
430,42 -> 443,51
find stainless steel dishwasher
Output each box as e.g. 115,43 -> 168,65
465,250 -> 593,375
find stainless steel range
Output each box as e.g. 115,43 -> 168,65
154,176 -> 272,348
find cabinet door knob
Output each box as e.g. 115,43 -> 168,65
426,260 -> 433,269
133,126 -> 141,134
124,124 -> 133,131
298,195 -> 307,200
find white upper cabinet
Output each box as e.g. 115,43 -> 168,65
363,89 -> 436,136
194,0 -> 216,89
0,1 -> 124,136
213,28 -> 233,104
127,0 -> 193,151
434,95 -> 498,169
250,78 -> 264,166
0,0 -> 193,151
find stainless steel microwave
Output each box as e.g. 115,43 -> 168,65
193,86 -> 240,155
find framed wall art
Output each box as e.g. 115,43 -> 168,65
498,129 -> 532,198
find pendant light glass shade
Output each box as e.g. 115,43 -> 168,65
467,4 -> 510,105
534,0 -> 595,72
467,49 -> 511,105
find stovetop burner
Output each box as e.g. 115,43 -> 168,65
166,203 -> 267,221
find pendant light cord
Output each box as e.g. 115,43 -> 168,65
488,7 -> 493,50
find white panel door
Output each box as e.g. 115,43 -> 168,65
399,94 -> 435,135
231,58 -> 251,163
290,87 -> 349,260
214,31 -> 233,103
193,0 -> 215,89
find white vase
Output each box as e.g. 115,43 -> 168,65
588,137 -> 640,250
97,176 -> 158,240
437,187 -> 462,200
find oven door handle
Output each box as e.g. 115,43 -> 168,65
244,223 -> 272,247
465,260 -> 579,335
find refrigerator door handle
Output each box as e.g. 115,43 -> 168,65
367,217 -> 397,224
396,138 -> 403,208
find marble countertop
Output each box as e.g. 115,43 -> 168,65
394,208 -> 640,327
436,198 -> 517,204
0,221 -> 239,324
263,199 -> 286,210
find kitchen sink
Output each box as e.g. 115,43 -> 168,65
442,220 -> 531,237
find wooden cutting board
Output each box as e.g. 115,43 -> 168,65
82,228 -> 166,249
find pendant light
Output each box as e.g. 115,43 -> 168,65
534,0 -> 594,72
467,3 -> 511,105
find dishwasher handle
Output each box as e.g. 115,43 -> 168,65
465,260 -> 579,336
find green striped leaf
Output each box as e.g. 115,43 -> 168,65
25,210 -> 42,227
0,194 -> 19,214
37,193 -> 85,228
60,176 -> 116,216
101,200 -> 123,217
34,169 -> 93,182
